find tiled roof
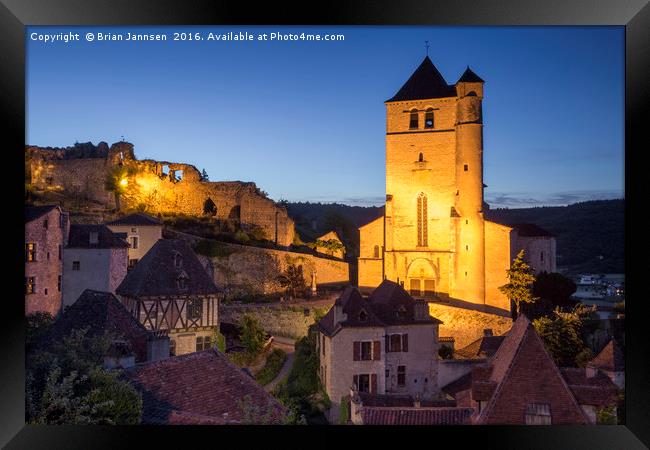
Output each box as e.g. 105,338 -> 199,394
318,281 -> 441,337
357,392 -> 456,408
589,340 -> 624,372
126,349 -> 287,424
474,315 -> 589,424
386,56 -> 456,102
42,290 -> 152,362
454,335 -> 505,359
105,212 -> 163,226
457,66 -> 484,83
441,372 -> 472,396
67,224 -> 130,249
511,223 -> 555,237
25,205 -> 58,223
560,368 -> 619,407
116,239 -> 221,297
361,407 -> 473,425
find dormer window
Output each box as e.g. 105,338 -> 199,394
358,309 -> 368,322
174,252 -> 183,269
425,108 -> 434,128
409,109 -> 418,129
396,305 -> 407,318
177,272 -> 188,290
89,231 -> 99,245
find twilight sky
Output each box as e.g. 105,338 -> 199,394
26,26 -> 624,208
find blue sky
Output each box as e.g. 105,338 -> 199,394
26,26 -> 624,208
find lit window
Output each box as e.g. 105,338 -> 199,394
72,261 -> 80,270
25,243 -> 36,262
397,366 -> 406,386
425,108 -> 434,128
464,164 -> 469,172
187,298 -> 203,321
409,109 -> 418,129
417,192 -> 428,247
525,403 -> 552,425
355,374 -> 371,393
25,277 -> 36,295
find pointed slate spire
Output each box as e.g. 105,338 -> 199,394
387,56 -> 456,102
457,66 -> 484,83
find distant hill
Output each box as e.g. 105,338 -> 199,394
485,199 -> 624,275
284,199 -> 624,275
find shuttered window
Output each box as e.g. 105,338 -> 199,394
353,341 -> 361,361
525,403 -> 552,425
373,341 -> 381,360
402,334 -> 408,352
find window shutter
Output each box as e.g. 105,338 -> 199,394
373,341 -> 381,360
353,375 -> 359,389
353,341 -> 360,361
370,374 -> 377,394
402,334 -> 408,352
385,334 -> 390,353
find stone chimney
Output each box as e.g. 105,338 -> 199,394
414,300 -> 430,321
414,394 -> 421,408
350,387 -> 362,425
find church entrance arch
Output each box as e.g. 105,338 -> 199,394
406,258 -> 438,299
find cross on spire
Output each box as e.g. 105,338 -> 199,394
425,40 -> 430,56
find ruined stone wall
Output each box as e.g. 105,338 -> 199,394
26,141 -> 296,245
428,303 -> 512,349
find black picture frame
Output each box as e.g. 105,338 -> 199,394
2,1 -> 647,448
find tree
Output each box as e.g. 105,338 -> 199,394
499,250 -> 539,318
532,306 -> 590,367
438,346 -> 453,360
26,328 -> 142,424
239,314 -> 266,356
277,264 -> 306,299
521,272 -> 578,320
26,312 -> 54,350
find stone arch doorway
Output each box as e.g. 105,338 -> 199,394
229,205 -> 241,221
406,258 -> 438,299
203,198 -> 217,216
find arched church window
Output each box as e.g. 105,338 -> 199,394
409,109 -> 419,129
425,108 -> 434,128
418,153 -> 424,162
417,193 -> 428,247
373,245 -> 380,258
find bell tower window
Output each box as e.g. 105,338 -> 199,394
425,108 -> 434,128
418,152 -> 424,162
409,109 -> 418,129
417,193 -> 428,247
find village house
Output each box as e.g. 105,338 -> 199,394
316,280 -> 442,422
62,224 -> 129,309
25,205 -> 70,317
314,230 -> 346,260
126,348 -> 288,424
441,315 -> 619,425
587,339 -> 625,389
105,212 -> 164,270
40,289 -> 169,367
116,239 -> 222,356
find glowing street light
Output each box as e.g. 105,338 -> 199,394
120,178 -> 128,187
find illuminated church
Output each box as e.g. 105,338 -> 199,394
358,56 -> 555,313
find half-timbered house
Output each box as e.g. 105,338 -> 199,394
116,239 -> 222,356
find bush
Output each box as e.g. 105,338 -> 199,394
339,395 -> 350,424
255,349 -> 287,386
240,314 -> 266,356
438,345 -> 453,360
234,230 -> 250,244
192,239 -> 236,258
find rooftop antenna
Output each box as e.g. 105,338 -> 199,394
425,40 -> 430,56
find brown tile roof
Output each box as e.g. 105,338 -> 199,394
357,392 -> 456,408
67,224 -> 130,249
116,239 -> 221,297
511,223 -> 554,237
474,315 -> 589,424
126,349 -> 287,424
105,212 -> 163,226
387,56 -> 457,102
42,290 -> 153,362
25,204 -> 59,223
454,335 -> 505,359
317,281 -> 441,337
361,407 -> 473,425
560,368 -> 619,407
441,372 -> 473,396
589,340 -> 624,372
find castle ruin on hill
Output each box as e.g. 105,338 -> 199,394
26,141 -> 296,246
